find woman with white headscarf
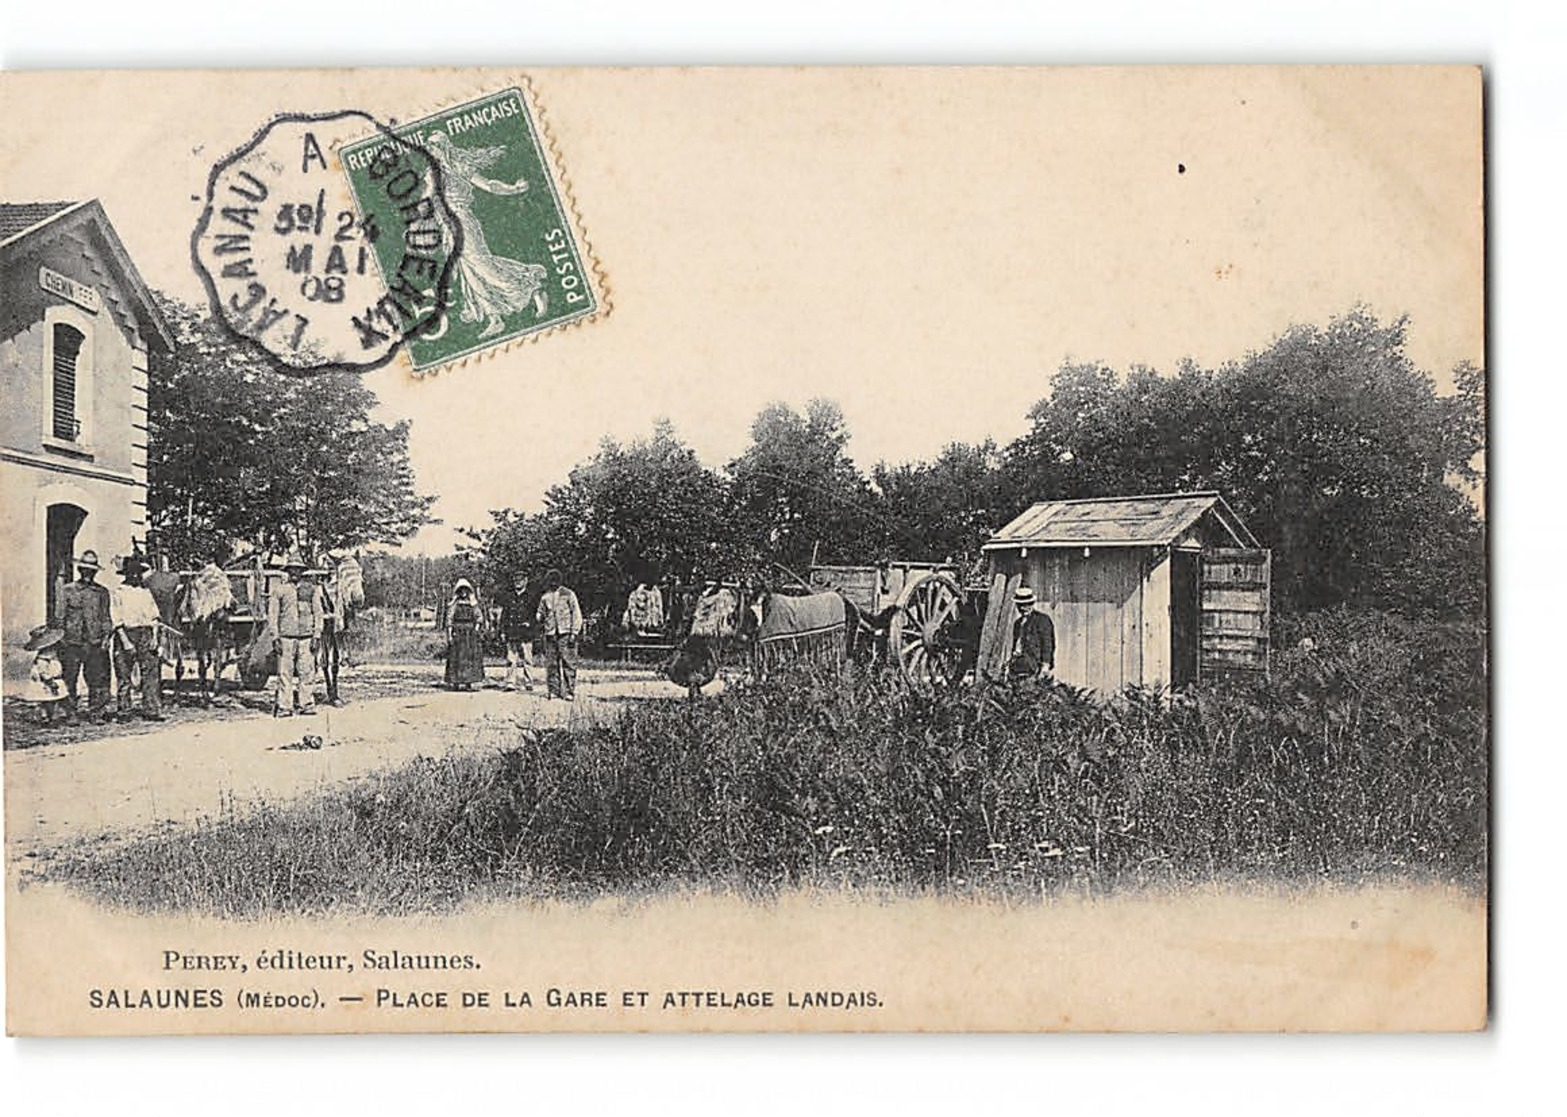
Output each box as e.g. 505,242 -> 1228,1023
444,578 -> 485,691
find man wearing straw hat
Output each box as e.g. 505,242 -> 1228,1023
268,549 -> 323,717
55,549 -> 114,723
1008,585 -> 1056,682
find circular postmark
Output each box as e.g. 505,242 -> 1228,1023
191,110 -> 463,375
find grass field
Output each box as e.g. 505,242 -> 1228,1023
37,609 -> 1487,918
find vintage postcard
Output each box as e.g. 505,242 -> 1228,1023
0,66 -> 1485,1035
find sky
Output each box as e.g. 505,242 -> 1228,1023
2,66 -> 1483,553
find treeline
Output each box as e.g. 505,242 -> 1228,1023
147,295 -> 437,564
464,308 -> 1485,623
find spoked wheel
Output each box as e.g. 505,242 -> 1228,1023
888,572 -> 967,686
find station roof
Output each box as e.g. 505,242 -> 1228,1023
0,201 -> 78,241
0,199 -> 174,352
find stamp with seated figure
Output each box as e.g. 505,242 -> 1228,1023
339,85 -> 603,373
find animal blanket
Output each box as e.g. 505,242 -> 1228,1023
624,584 -> 665,633
335,556 -> 365,610
688,588 -> 739,638
755,591 -> 847,670
757,591 -> 847,644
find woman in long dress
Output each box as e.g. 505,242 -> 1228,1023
444,579 -> 486,690
425,130 -> 549,339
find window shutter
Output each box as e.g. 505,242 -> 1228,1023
52,324 -> 84,441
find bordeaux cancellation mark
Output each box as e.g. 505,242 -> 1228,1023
191,110 -> 462,376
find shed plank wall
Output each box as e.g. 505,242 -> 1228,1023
1122,558 -> 1144,687
1142,553 -> 1171,690
1021,549 -> 1144,694
1200,548 -> 1271,676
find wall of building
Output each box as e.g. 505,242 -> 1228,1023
1,228 -> 149,686
1141,549 -> 1172,690
0,465 -> 138,684
988,547 -> 1152,694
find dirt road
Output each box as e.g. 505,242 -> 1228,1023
4,663 -> 701,853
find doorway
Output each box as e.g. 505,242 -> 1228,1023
1170,549 -> 1201,688
46,503 -> 87,621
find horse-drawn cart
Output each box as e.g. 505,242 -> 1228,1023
808,561 -> 987,686
169,562 -> 278,694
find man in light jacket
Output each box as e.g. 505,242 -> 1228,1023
268,550 -> 323,716
535,568 -> 582,700
111,554 -> 164,721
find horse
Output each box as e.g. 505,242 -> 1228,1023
315,554 -> 363,705
735,585 -> 866,679
172,563 -> 238,705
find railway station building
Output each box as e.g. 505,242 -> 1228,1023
0,200 -> 172,684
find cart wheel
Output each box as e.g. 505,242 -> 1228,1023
888,572 -> 967,686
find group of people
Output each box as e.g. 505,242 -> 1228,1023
442,569 -> 584,700
17,552 -> 1054,725
15,545 -> 359,727
19,549 -> 170,726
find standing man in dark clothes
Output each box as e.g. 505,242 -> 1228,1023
316,550 -> 346,706
1008,585 -> 1056,681
55,550 -> 114,723
500,573 -> 536,693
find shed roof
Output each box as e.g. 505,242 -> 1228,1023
983,492 -> 1258,550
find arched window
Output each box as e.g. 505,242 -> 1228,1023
51,322 -> 85,441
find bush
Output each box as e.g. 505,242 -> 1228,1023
42,610 -> 1487,915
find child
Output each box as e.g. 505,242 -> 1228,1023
20,625 -> 68,725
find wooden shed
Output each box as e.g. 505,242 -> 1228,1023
977,492 -> 1270,693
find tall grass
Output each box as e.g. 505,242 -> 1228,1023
40,609 -> 1486,916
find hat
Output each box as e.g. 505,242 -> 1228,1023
25,625 -> 63,652
282,549 -> 307,569
453,577 -> 474,594
120,553 -> 149,575
76,550 -> 101,572
1014,586 -> 1036,606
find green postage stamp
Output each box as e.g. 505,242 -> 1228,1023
339,87 -> 601,372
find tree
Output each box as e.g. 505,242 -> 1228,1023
464,420 -> 730,613
1205,310 -> 1484,617
147,296 -> 437,564
872,440 -> 1012,563
1005,308 -> 1485,618
726,399 -> 882,572
359,552 -> 464,612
